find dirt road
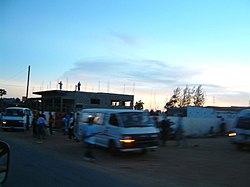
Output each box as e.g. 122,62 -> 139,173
1,129 -> 250,187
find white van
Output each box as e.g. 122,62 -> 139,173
1,107 -> 33,130
228,109 -> 250,149
75,108 -> 159,154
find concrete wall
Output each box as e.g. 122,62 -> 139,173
168,116 -> 236,137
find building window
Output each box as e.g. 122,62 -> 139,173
75,104 -> 83,108
111,100 -> 119,106
91,98 -> 100,104
122,101 -> 131,107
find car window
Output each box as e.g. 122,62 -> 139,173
236,117 -> 250,130
109,114 -> 119,126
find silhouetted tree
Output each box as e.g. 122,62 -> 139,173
193,85 -> 206,106
165,85 -> 206,109
179,85 -> 195,107
134,100 -> 144,110
0,89 -> 7,99
164,87 -> 181,109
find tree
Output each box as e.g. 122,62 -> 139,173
0,89 -> 7,99
134,100 -> 144,110
193,85 -> 206,106
165,85 -> 206,109
179,85 -> 195,107
164,87 -> 181,109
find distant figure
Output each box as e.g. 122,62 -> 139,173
68,113 -> 75,139
26,113 -> 30,131
62,114 -> 69,135
48,112 -> 55,135
77,81 -> 81,91
208,126 -> 216,138
220,118 -> 226,136
32,112 -> 39,138
83,116 -> 96,161
36,113 -> 46,141
175,115 -> 188,147
59,81 -> 63,90
160,118 -> 171,146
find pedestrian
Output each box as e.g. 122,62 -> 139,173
48,112 -> 55,135
26,113 -> 30,131
175,114 -> 188,147
62,114 -> 69,135
83,116 -> 96,161
68,113 -> 75,139
160,118 -> 171,146
36,113 -> 46,141
220,118 -> 226,136
208,126 -> 216,138
32,112 -> 38,138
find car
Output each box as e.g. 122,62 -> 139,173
0,140 -> 10,184
228,109 -> 250,150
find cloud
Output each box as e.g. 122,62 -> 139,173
61,57 -> 204,92
111,32 -> 141,46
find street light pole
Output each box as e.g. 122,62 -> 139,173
26,65 -> 30,100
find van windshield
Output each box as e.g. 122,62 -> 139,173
3,109 -> 24,117
119,112 -> 153,127
236,117 -> 250,130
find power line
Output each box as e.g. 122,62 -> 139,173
0,67 -> 27,83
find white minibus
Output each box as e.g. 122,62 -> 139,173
1,107 -> 33,130
75,108 -> 159,154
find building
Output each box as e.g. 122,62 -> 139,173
33,90 -> 134,112
166,106 -> 250,137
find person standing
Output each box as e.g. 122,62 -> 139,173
48,112 -> 55,135
68,113 -> 75,139
220,118 -> 226,136
32,112 -> 38,138
175,114 -> 187,147
83,116 -> 96,161
36,113 -> 46,141
62,114 -> 69,135
59,81 -> 63,90
160,118 -> 170,146
77,81 -> 81,91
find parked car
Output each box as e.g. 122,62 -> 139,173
1,107 -> 33,131
228,109 -> 250,149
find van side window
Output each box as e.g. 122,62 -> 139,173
236,117 -> 250,130
95,113 -> 104,125
109,114 -> 119,126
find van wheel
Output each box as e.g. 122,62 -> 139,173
109,141 -> 119,156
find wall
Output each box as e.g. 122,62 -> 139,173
168,116 -> 235,137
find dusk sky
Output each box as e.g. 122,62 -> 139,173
1,0 -> 250,110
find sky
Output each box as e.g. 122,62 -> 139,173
1,0 -> 250,110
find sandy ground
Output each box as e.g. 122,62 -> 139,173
1,129 -> 250,187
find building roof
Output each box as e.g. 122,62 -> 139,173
33,90 -> 133,97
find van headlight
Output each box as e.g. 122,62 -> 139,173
120,136 -> 135,143
2,121 -> 7,125
228,132 -> 237,137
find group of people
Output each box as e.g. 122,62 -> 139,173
159,115 -> 188,147
32,112 -> 55,141
62,113 -> 76,140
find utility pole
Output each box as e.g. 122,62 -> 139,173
26,65 -> 30,99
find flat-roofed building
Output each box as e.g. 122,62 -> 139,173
33,90 -> 134,112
